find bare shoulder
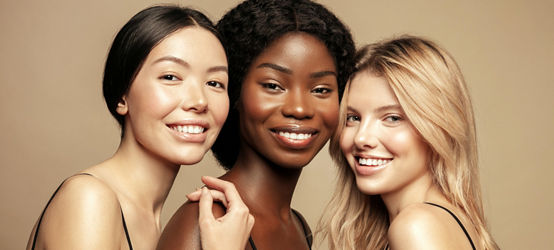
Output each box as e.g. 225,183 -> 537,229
388,203 -> 464,250
34,174 -> 125,249
157,200 -> 226,250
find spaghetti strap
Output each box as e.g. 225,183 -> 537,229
292,209 -> 313,248
121,208 -> 133,250
247,209 -> 311,250
31,173 -> 133,250
424,202 -> 476,250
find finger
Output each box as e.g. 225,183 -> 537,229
198,187 -> 215,225
201,176 -> 244,211
186,189 -> 202,201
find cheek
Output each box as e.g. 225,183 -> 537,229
209,93 -> 229,127
129,85 -> 176,118
339,128 -> 355,155
317,97 -> 339,130
385,128 -> 421,156
240,87 -> 279,123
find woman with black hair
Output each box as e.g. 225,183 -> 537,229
27,5 -> 253,250
158,0 -> 356,249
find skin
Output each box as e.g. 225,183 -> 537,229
341,71 -> 480,249
158,32 -> 339,250
27,26 -> 240,250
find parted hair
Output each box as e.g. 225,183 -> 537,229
318,35 -> 498,249
103,5 -> 219,136
212,0 -> 356,169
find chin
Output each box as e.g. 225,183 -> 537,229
355,179 -> 381,195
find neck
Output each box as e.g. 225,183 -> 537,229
381,172 -> 439,221
94,134 -> 180,220
221,149 -> 303,220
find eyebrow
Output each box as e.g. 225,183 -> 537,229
153,56 -> 227,73
375,104 -> 402,113
310,70 -> 336,78
256,63 -> 292,74
256,63 -> 336,79
346,104 -> 402,114
153,56 -> 189,67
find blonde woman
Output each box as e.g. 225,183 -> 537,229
319,36 -> 498,249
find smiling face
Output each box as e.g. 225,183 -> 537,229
238,32 -> 339,168
117,26 -> 229,165
340,71 -> 430,196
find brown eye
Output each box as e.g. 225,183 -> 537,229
312,87 -> 332,94
207,81 -> 225,89
160,74 -> 179,81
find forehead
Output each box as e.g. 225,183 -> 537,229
252,32 -> 336,70
348,71 -> 399,108
145,26 -> 226,66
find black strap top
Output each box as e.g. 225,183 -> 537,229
31,173 -> 133,250
247,209 -> 312,250
424,202 -> 476,250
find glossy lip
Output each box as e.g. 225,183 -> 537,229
167,119 -> 210,143
353,155 -> 392,176
270,125 -> 318,149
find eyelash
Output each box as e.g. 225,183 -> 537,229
346,113 -> 360,123
384,115 -> 402,122
207,81 -> 225,90
261,83 -> 284,91
160,74 -> 180,81
312,87 -> 332,95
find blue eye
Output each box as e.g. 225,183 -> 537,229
346,114 -> 360,122
384,115 -> 402,123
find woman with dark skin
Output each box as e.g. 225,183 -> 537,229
157,0 -> 355,249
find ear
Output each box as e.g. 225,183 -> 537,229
116,96 -> 128,116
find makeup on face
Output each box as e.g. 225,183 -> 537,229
120,27 -> 229,166
340,71 -> 430,196
238,32 -> 339,168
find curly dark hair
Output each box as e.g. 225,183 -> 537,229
103,5 -> 219,137
212,0 -> 356,169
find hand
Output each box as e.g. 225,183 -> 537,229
187,176 -> 254,250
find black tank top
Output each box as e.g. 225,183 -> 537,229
31,173 -> 133,250
247,209 -> 312,250
424,202 -> 476,250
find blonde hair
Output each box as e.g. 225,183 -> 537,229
318,35 -> 498,249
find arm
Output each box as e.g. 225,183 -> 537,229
30,175 -> 127,250
387,205 -> 465,250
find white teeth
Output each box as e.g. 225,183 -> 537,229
278,131 -> 312,140
358,158 -> 391,166
171,125 -> 205,134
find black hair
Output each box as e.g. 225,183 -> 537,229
212,0 -> 356,169
103,5 -> 219,136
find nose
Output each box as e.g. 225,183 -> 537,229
182,81 -> 208,113
281,87 -> 314,120
353,120 -> 378,150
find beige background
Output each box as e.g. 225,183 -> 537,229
1,0 -> 553,249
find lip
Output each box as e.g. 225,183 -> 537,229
353,155 -> 392,176
270,125 -> 318,149
167,119 -> 210,143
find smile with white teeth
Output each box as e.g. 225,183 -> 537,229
358,157 -> 392,166
170,125 -> 205,134
278,131 -> 313,140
